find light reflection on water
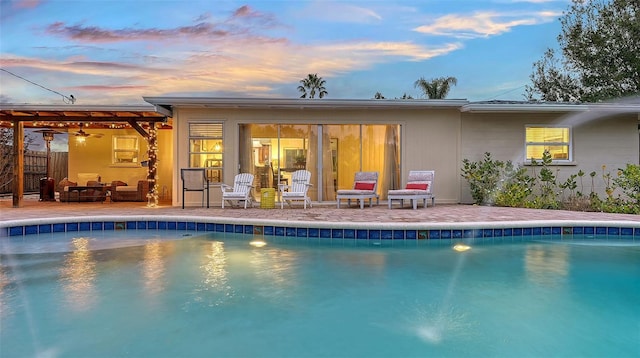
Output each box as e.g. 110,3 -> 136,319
141,240 -> 167,297
250,246 -> 299,301
59,237 -> 96,312
193,241 -> 233,307
0,263 -> 11,318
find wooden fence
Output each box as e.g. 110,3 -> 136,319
0,150 -> 68,194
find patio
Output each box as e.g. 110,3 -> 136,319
1,195 -> 638,225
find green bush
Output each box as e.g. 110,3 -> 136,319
461,152 -> 532,206
614,164 -> 640,206
461,152 -> 640,214
528,150 -> 561,209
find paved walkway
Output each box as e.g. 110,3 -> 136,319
2,195 -> 638,227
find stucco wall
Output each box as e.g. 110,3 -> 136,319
68,127 -> 173,200
459,112 -> 639,203
172,107 -> 462,207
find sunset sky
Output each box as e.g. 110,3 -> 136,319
0,0 -> 570,107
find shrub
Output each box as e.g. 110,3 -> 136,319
461,152 -> 639,214
528,150 -> 561,209
613,164 -> 640,206
461,152 -> 532,206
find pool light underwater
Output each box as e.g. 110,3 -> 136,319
453,244 -> 471,252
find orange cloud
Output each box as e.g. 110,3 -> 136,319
413,10 -> 559,38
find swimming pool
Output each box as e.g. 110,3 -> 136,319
1,229 -> 638,357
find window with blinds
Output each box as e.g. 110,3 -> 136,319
189,123 -> 223,183
525,126 -> 571,161
112,136 -> 139,164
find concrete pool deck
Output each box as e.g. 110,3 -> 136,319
2,195 -> 638,227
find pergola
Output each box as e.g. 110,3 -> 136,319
0,104 -> 172,208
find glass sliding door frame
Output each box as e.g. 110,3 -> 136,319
239,123 -> 400,202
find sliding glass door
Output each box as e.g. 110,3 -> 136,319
239,123 -> 400,202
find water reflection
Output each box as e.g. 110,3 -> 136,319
250,247 -> 299,300
0,264 -> 11,319
141,240 -> 166,297
59,237 -> 97,312
194,241 -> 233,306
525,245 -> 569,287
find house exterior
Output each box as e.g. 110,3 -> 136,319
142,97 -> 639,207
2,99 -> 637,208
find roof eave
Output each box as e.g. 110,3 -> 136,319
461,103 -> 640,113
143,96 -> 469,110
0,103 -> 161,112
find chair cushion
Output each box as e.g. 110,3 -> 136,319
388,189 -> 431,195
337,189 -> 377,196
354,182 -> 375,190
406,183 -> 428,190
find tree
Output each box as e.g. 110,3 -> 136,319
0,128 -> 34,193
526,0 -> 640,102
414,76 -> 457,99
395,93 -> 414,99
297,73 -> 328,99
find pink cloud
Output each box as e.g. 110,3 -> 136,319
46,22 -> 229,43
13,0 -> 42,9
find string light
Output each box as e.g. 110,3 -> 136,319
146,125 -> 159,207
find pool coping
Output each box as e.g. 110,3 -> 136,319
2,215 -> 639,239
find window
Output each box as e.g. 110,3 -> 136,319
112,136 -> 139,164
189,123 -> 223,183
525,126 -> 571,162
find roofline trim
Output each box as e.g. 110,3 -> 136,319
0,103 -> 162,112
461,102 -> 640,113
143,96 -> 469,109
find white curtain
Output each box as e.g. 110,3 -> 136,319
322,129 -> 336,200
238,124 -> 256,195
382,125 -> 400,194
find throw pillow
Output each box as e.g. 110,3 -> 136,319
406,183 -> 428,190
354,182 -> 375,190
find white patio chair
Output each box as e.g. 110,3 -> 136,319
220,173 -> 255,209
181,168 -> 209,209
336,171 -> 379,209
387,170 -> 435,209
278,170 -> 313,209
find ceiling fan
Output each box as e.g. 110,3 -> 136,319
72,128 -> 104,139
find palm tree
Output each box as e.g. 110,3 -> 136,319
414,76 -> 458,99
396,93 -> 414,99
297,73 -> 328,99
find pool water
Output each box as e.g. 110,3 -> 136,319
1,231 -> 638,357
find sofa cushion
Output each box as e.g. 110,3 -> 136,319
58,178 -> 77,191
78,173 -> 100,185
116,186 -> 138,192
111,180 -> 127,187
